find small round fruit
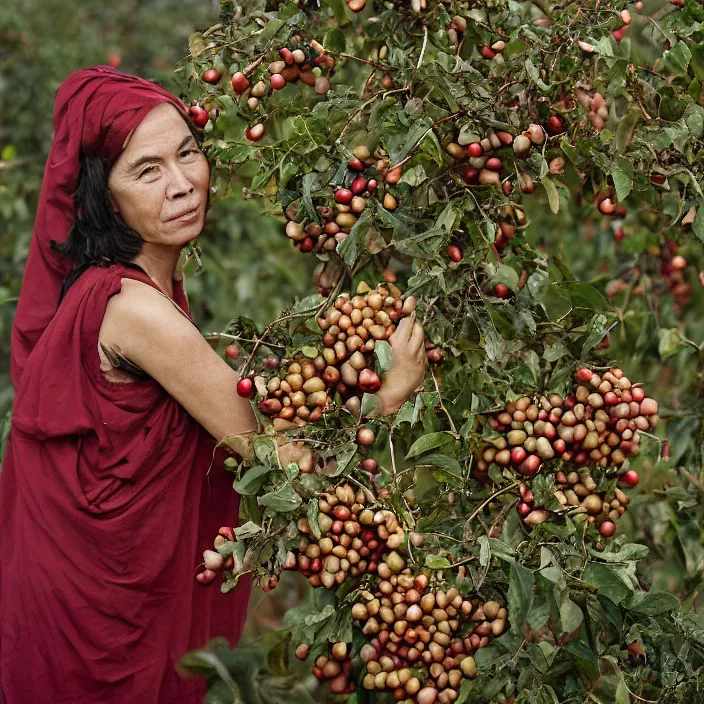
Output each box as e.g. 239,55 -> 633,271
447,245 -> 462,262
189,106 -> 209,128
357,427 -> 376,446
246,124 -> 265,142
467,142 -> 483,158
231,71 -> 250,94
622,470 -> 640,487
599,521 -> 616,538
237,378 -> 254,397
225,344 -> 240,361
271,74 -> 287,90
495,283 -> 510,299
335,188 -> 354,205
202,68 -> 221,84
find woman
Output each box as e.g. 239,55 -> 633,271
0,67 -> 426,703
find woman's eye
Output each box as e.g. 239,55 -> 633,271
181,149 -> 199,158
139,166 -> 158,178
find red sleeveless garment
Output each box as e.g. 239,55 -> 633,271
0,263 -> 252,704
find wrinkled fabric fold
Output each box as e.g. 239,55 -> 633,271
1,263 -> 251,704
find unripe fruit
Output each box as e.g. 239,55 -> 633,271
296,643 -> 309,660
314,76 -> 331,94
513,134 -> 531,157
385,167 -> 402,184
357,427 -> 376,446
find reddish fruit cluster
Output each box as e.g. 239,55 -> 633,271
237,42 -> 334,142
284,484 -> 407,585
606,241 -> 691,310
576,89 -> 609,133
284,144 -> 397,253
353,579 -> 506,703
187,105 -> 210,128
309,642 -> 356,694
250,284 -> 433,430
554,470 -> 631,537
196,526 -> 239,585
477,367 -> 659,477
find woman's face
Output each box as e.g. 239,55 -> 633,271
107,103 -> 210,248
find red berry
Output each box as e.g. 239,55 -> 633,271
517,501 -> 532,517
348,157 -> 365,172
599,521 -> 616,538
481,45 -> 496,60
225,344 -> 240,361
486,157 -> 503,171
202,68 -> 222,84
351,177 -> 368,194
576,367 -> 593,383
511,447 -> 527,465
246,123 -> 265,141
335,188 -> 354,204
237,378 -> 254,397
622,470 -> 640,487
231,71 -> 250,94
467,142 -> 483,158
650,173 -> 666,185
463,167 -> 479,184
548,115 -> 564,132
299,237 -> 314,253
189,106 -> 209,128
271,74 -> 287,90
495,283 -> 511,299
279,47 -> 294,64
447,245 -> 462,262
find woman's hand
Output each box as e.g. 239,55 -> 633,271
375,316 -> 427,416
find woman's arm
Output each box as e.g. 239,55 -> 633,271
101,279 -> 258,447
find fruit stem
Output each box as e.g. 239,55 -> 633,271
462,481 -> 522,543
430,367 -> 458,436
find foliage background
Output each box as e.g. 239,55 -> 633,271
2,0 -> 704,702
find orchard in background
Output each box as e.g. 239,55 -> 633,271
176,1 -> 704,702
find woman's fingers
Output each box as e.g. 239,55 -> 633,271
390,316 -> 413,346
409,322 -> 425,352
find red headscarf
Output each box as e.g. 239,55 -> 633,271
10,65 -> 189,389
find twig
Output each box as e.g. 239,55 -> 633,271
430,366 -> 458,436
463,481 -> 521,542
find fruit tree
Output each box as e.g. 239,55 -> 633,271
176,1 -> 704,702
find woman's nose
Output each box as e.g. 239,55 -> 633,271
166,165 -> 195,198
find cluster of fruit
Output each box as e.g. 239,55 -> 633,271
516,467 -> 634,538
305,642 -> 356,695
283,483 -> 406,585
476,367 -> 659,478
197,525 -> 239,585
285,145 -> 402,254
351,581 -> 506,703
606,242 -> 691,309
576,89 -> 610,134
244,283 -> 419,424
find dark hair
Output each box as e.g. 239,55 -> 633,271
51,154 -> 144,298
51,116 -> 207,299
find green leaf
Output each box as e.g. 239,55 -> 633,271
628,592 -> 680,616
693,206 -> 704,243
542,177 -> 560,214
301,345 -> 319,358
234,521 -> 262,540
564,641 -> 600,682
692,44 -> 704,82
374,340 -> 394,371
615,680 -> 630,704
405,432 -> 454,458
583,563 -> 633,604
612,157 -> 633,201
307,499 -> 321,540
508,563 -> 534,633
188,32 -> 207,57
259,483 -> 302,512
559,599 -> 584,639
325,27 -> 346,54
232,465 -> 270,495
414,453 -> 462,476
